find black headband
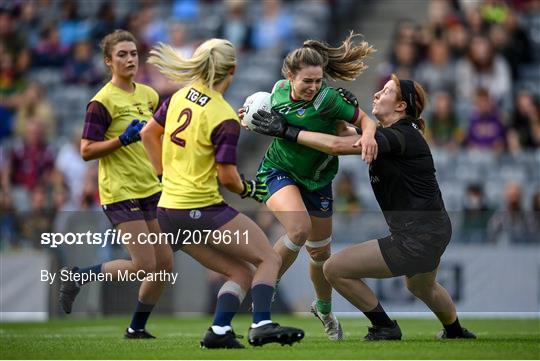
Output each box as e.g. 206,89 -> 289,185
399,79 -> 416,118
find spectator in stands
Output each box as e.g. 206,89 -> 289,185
510,90 -> 540,149
465,88 -> 506,152
377,40 -> 418,89
464,6 -> 488,35
2,118 -> 55,192
455,35 -> 512,115
415,39 -> 456,96
14,1 -> 41,49
169,23 -> 195,58
488,9 -> 532,79
216,0 -> 253,53
139,4 -> 169,46
32,22 -> 69,67
487,182 -> 535,244
392,18 -> 419,44
63,40 -> 101,86
426,91 -> 461,149
14,81 -> 57,141
55,127 -> 89,203
251,0 -> 293,52
92,2 -> 120,44
0,7 -> 26,58
334,171 -> 362,215
17,185 -> 54,248
0,191 -> 17,249
0,50 -> 25,140
460,183 -> 492,243
445,21 -> 470,60
57,0 -> 90,48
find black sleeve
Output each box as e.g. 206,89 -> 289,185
375,128 -> 406,155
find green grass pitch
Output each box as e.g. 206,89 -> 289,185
1,315 -> 539,359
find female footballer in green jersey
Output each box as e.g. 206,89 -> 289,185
59,30 -> 172,339
240,32 -> 378,340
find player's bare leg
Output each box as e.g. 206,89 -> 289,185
214,213 -> 304,346
406,270 -> 476,339
266,185 -> 311,277
306,216 -> 343,340
323,240 -> 401,340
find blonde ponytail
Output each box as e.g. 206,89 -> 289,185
148,39 -> 236,89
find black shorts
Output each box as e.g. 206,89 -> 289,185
102,192 -> 161,226
378,218 -> 452,278
157,203 -> 239,252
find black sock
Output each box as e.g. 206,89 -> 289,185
212,293 -> 240,327
443,318 -> 463,336
252,284 -> 274,324
129,300 -> 155,331
75,264 -> 102,286
363,302 -> 394,327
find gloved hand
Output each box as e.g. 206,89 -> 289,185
119,119 -> 144,146
251,110 -> 300,142
337,87 -> 358,107
239,175 -> 268,203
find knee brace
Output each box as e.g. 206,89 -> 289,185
282,234 -> 302,252
306,236 -> 332,267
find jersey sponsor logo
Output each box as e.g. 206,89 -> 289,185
370,175 -> 380,184
189,210 -> 202,219
276,175 -> 287,181
130,207 -> 141,212
186,88 -> 211,107
118,105 -> 131,114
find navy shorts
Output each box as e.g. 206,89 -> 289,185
157,203 -> 239,252
378,216 -> 452,277
102,192 -> 161,226
265,168 -> 333,218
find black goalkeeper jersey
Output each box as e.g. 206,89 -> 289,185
369,118 -> 448,233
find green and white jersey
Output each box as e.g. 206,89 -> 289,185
257,80 -> 358,191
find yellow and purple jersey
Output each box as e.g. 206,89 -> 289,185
82,81 -> 161,205
154,82 -> 240,209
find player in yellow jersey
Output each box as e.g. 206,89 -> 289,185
141,38 -> 304,348
58,30 -> 172,339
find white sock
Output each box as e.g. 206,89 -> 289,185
250,320 -> 272,328
211,325 -> 232,335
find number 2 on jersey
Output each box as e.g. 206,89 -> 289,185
170,108 -> 192,147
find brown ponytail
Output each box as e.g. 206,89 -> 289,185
282,31 -> 376,81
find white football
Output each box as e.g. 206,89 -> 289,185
242,91 -> 271,130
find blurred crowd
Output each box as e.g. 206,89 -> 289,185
377,0 -> 540,153
0,0 -> 538,254
0,0 -> 333,252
